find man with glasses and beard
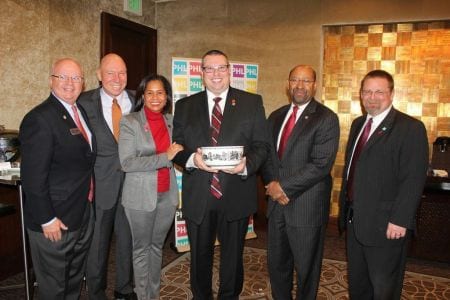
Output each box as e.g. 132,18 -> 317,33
338,70 -> 428,300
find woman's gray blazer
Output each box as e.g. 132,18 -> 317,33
118,109 -> 179,211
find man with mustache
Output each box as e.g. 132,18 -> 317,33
262,65 -> 340,299
338,70 -> 428,299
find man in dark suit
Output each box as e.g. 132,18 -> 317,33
173,49 -> 269,299
338,70 -> 429,299
78,53 -> 136,300
262,65 -> 340,299
19,58 -> 96,299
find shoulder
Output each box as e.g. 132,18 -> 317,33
392,109 -> 426,132
230,87 -> 262,102
78,88 -> 99,101
125,89 -> 136,100
268,105 -> 289,120
393,109 -> 421,124
25,96 -> 57,119
311,99 -> 337,118
350,115 -> 365,127
20,96 -> 58,133
78,88 -> 100,107
123,111 -> 141,123
175,91 -> 205,108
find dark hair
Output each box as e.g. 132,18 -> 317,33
361,69 -> 394,92
134,74 -> 173,114
201,49 -> 229,67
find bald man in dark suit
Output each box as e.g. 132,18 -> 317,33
262,65 -> 340,299
20,58 -> 96,299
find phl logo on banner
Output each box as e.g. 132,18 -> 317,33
172,57 -> 259,252
172,57 -> 259,106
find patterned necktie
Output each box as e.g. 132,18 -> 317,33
278,105 -> 298,159
210,97 -> 223,199
346,118 -> 373,202
72,105 -> 94,202
112,98 -> 122,141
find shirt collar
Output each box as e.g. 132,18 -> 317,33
100,88 -> 124,104
206,88 -> 229,102
367,105 -> 392,124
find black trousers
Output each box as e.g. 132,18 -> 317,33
186,196 -> 249,300
267,205 -> 326,300
346,221 -> 410,300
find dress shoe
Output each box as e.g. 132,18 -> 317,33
114,291 -> 138,300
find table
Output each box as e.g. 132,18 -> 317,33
0,171 -> 33,299
409,176 -> 450,263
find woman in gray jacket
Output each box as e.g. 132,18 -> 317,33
119,74 -> 183,300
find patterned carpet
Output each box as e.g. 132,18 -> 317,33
159,247 -> 450,299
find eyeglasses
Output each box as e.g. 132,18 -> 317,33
51,74 -> 84,83
361,90 -> 389,97
289,78 -> 315,85
202,65 -> 229,74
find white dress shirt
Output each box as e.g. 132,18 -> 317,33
346,105 -> 392,178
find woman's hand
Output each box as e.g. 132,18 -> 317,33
166,142 -> 183,160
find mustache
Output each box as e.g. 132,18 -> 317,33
293,87 -> 306,92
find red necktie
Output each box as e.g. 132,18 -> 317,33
346,118 -> 373,201
278,106 -> 298,159
72,105 -> 94,202
210,97 -> 223,199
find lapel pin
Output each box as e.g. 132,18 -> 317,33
63,115 -> 67,120
304,116 -> 309,120
231,99 -> 236,106
377,127 -> 387,135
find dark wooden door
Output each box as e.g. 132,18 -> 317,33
101,12 -> 157,91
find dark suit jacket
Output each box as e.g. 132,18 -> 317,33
262,99 -> 340,226
78,88 -> 135,210
19,94 -> 96,232
338,108 -> 429,246
172,88 -> 269,224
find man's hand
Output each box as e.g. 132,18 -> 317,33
265,181 -> 290,205
222,157 -> 246,175
42,218 -> 68,242
193,148 -> 218,173
386,222 -> 406,239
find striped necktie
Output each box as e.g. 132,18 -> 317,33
210,97 -> 223,199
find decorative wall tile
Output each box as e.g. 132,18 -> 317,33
323,21 -> 450,216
